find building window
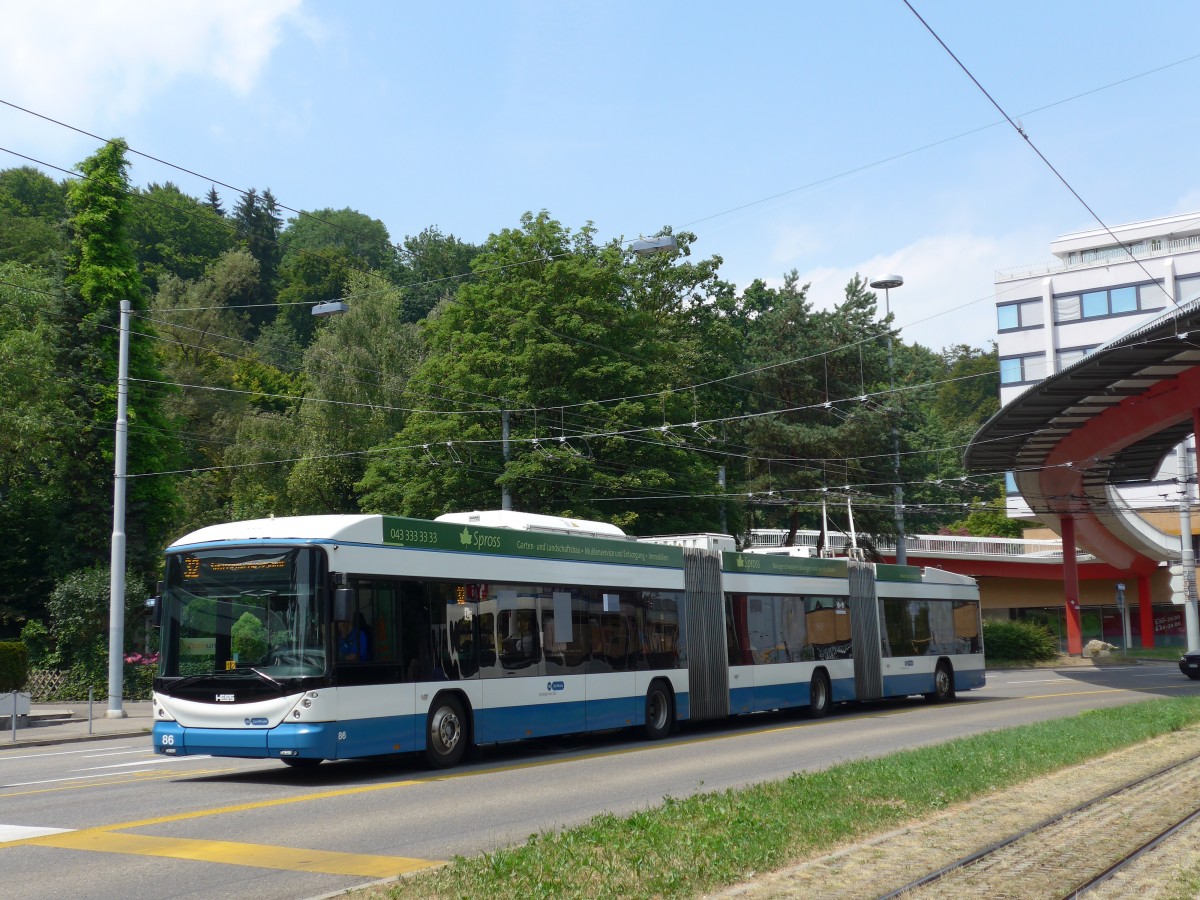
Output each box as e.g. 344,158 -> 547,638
1054,295 -> 1081,322
1055,281 -> 1159,322
997,298 -> 1044,332
999,353 -> 1046,385
1176,274 -> 1200,304
1056,346 -> 1097,369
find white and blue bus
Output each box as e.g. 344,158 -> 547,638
151,511 -> 983,768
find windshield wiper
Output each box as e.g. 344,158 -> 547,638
249,668 -> 285,692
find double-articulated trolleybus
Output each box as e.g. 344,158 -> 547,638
152,511 -> 983,768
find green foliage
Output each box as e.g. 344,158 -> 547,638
58,139 -> 180,578
0,642 -> 30,691
127,182 -> 234,291
286,271 -> 421,514
45,567 -> 148,670
31,566 -> 154,701
18,620 -> 56,669
359,212 -> 730,533
394,226 -> 480,323
982,618 -> 1060,662
231,612 -> 267,663
0,262 -> 74,623
232,187 -> 283,333
279,206 -> 393,272
0,166 -> 69,268
942,499 -> 1027,538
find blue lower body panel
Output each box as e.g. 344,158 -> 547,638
153,720 -> 341,760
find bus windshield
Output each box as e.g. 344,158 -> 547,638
159,546 -> 326,678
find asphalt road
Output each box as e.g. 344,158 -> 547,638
0,662 -> 1193,900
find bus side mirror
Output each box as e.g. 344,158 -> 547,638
149,587 -> 162,628
334,587 -> 353,622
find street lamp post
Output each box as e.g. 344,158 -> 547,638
870,275 -> 906,566
106,299 -> 131,718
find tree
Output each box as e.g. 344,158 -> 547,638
278,207 -> 394,272
204,186 -> 225,217
358,212 -> 731,534
127,182 -> 234,291
0,166 -> 69,269
151,249 -> 263,533
57,139 -> 179,579
274,246 -> 354,347
286,271 -> 422,513
394,226 -> 480,323
231,187 -> 283,333
0,263 -> 74,625
934,343 -> 1000,434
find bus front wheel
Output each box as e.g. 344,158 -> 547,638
425,694 -> 468,769
926,662 -> 955,703
643,681 -> 674,740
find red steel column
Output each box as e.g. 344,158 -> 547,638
1061,515 -> 1083,655
1138,573 -> 1154,649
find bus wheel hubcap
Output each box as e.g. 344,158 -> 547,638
432,708 -> 460,752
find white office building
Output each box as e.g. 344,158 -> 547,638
994,211 -> 1200,517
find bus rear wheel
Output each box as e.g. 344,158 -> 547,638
425,694 -> 468,769
643,681 -> 673,740
808,670 -> 831,718
925,662 -> 955,703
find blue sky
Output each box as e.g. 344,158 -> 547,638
5,0 -> 1200,351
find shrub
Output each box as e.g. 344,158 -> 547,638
983,618 -> 1059,662
0,642 -> 30,692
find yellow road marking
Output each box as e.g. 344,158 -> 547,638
91,778 -> 428,832
25,830 -> 441,878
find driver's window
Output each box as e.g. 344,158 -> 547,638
339,580 -> 397,665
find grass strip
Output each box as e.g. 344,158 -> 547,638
383,698 -> 1200,900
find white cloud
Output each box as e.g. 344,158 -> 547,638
788,231 -> 1048,353
0,0 -> 308,146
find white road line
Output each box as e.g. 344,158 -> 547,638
73,757 -> 208,773
3,770 -> 160,788
0,824 -> 73,842
80,749 -> 154,759
0,746 -> 135,762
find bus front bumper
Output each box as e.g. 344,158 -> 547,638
152,720 -> 338,760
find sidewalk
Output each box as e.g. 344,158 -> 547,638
0,701 -> 154,749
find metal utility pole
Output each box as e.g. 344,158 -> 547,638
870,275 -> 906,565
1181,437 -> 1199,652
501,408 -> 512,511
106,299 -> 131,718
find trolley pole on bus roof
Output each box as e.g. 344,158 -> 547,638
106,298 -> 131,719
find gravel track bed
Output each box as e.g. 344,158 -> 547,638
708,727 -> 1200,900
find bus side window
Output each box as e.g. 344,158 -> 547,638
498,608 -> 539,671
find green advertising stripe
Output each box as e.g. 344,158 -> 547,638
723,552 -> 848,578
875,563 -> 923,583
380,517 -> 684,569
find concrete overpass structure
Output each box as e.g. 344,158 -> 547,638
964,296 -> 1200,653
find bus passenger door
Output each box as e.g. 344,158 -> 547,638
585,595 -> 638,730
479,601 -> 551,742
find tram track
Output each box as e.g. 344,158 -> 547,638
708,725 -> 1200,900
883,755 -> 1200,898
